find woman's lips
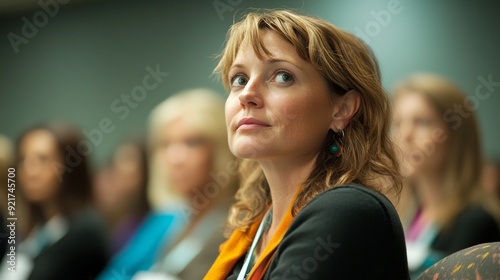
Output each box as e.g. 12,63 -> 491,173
237,117 -> 271,130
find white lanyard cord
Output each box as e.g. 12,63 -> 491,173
236,209 -> 272,280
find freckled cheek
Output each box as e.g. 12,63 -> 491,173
414,128 -> 434,145
225,97 -> 238,128
274,101 -> 307,134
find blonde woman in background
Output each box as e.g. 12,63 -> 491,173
98,88 -> 238,280
392,73 -> 500,277
138,88 -> 239,280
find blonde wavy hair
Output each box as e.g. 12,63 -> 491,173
147,88 -> 238,210
215,10 -> 402,231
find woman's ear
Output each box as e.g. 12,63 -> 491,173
330,90 -> 361,131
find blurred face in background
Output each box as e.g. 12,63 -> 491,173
482,162 -> 500,198
159,117 -> 212,196
93,144 -> 144,214
18,129 -> 62,205
93,165 -> 116,214
113,144 -> 144,200
392,91 -> 450,178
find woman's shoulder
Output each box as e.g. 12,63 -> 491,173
447,203 -> 500,237
287,184 -> 404,241
267,184 -> 409,279
299,184 -> 397,220
66,208 -> 108,245
433,204 -> 500,253
457,204 -> 497,223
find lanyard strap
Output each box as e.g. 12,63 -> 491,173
237,209 -> 272,280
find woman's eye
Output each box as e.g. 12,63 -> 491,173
275,71 -> 293,84
230,75 -> 247,87
415,118 -> 432,126
185,138 -> 204,147
38,155 -> 50,163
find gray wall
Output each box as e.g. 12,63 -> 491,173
1,0 -> 499,166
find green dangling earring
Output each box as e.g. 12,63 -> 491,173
330,143 -> 341,154
329,128 -> 344,157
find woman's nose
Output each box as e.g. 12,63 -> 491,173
238,78 -> 264,109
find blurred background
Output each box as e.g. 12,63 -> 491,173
0,0 -> 499,165
1,1 -> 500,279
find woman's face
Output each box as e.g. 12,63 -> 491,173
18,129 -> 62,204
94,144 -> 144,211
225,30 -> 335,162
159,117 -> 212,196
113,144 -> 144,196
392,92 -> 450,177
482,163 -> 500,197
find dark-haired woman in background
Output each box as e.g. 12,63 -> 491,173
0,122 -> 108,280
94,138 -> 150,255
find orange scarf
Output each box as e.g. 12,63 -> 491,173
204,186 -> 302,280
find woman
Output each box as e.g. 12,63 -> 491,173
136,88 -> 239,280
205,10 -> 409,279
392,73 -> 500,277
93,138 -> 150,255
2,122 -> 108,280
99,88 -> 239,280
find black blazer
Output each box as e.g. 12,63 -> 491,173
432,204 -> 500,254
227,185 -> 410,280
27,209 -> 109,280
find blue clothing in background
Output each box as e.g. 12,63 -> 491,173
97,210 -> 186,280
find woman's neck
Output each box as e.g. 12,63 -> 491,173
413,172 -> 444,220
41,201 -> 61,222
258,153 -> 319,234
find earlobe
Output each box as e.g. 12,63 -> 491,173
330,90 -> 361,131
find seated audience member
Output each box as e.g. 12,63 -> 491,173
94,138 -> 150,255
392,73 -> 500,278
204,10 -> 409,279
100,88 -> 238,280
0,122 -> 108,280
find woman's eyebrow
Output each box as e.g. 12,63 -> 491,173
264,58 -> 302,70
229,64 -> 245,72
229,58 -> 302,73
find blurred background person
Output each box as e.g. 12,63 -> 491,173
99,88 -> 238,280
93,138 -> 150,255
136,88 -> 239,280
0,122 -> 108,280
482,157 -> 500,202
392,73 -> 500,278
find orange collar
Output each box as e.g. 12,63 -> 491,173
204,185 -> 303,279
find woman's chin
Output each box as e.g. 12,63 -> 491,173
230,144 -> 265,160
